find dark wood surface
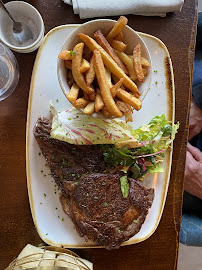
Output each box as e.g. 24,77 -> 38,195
0,0 -> 198,269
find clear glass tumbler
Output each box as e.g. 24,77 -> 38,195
0,42 -> 19,101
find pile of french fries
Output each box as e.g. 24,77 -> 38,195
58,16 -> 151,122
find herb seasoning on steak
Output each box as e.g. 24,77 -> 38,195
34,117 -> 154,249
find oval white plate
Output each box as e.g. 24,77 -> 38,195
26,24 -> 175,248
57,19 -> 152,105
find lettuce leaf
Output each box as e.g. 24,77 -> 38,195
120,176 -> 129,198
131,114 -> 179,153
103,148 -> 135,167
148,163 -> 165,173
50,105 -> 134,145
132,114 -> 169,142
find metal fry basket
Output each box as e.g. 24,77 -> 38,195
5,246 -> 92,270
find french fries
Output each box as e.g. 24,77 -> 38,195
106,16 -> 128,40
67,83 -> 80,103
129,55 -> 151,67
108,39 -> 127,52
58,50 -> 73,60
85,56 -> 95,85
105,69 -> 113,87
110,78 -> 123,98
116,100 -> 133,123
58,16 -> 151,122
141,57 -> 151,67
83,101 -> 95,115
65,60 -> 72,70
116,88 -> 142,111
124,110 -> 133,122
79,58 -> 90,73
115,50 -> 137,81
74,97 -> 89,108
116,100 -> 131,113
143,67 -> 148,77
114,32 -> 123,41
93,30 -> 128,74
72,43 -> 94,94
102,106 -> 113,118
93,49 -> 122,117
89,91 -> 96,101
95,89 -> 104,112
78,33 -> 140,95
112,74 -> 126,90
133,44 -> 144,82
83,92 -> 89,100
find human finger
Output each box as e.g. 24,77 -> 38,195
188,126 -> 201,141
185,150 -> 193,174
187,142 -> 202,163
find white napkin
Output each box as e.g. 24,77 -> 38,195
63,0 -> 184,19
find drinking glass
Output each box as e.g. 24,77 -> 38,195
0,42 -> 19,101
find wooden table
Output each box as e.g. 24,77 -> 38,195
0,0 -> 198,269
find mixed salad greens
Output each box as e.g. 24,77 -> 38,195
103,114 -> 179,180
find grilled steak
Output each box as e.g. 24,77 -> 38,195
60,173 -> 154,249
34,117 -> 108,196
34,117 -> 154,249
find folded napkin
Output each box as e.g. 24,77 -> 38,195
63,0 -> 184,19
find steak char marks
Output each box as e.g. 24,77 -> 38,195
34,117 -> 154,249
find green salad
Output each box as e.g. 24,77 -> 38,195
103,114 -> 179,180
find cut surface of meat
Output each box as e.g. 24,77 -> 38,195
34,117 -> 154,249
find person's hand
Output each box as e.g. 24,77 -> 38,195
189,97 -> 202,141
184,143 -> 202,199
